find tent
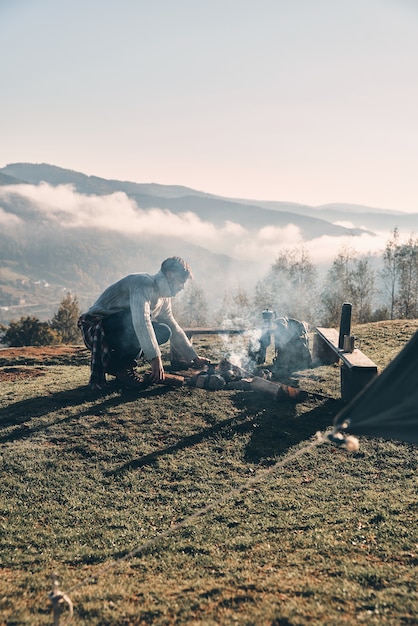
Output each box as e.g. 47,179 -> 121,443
333,330 -> 418,445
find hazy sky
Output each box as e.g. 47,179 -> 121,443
1,0 -> 417,212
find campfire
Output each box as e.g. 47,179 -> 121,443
162,358 -> 308,403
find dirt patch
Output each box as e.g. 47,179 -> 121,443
0,345 -> 89,366
0,366 -> 47,382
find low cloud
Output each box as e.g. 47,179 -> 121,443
0,183 -> 391,269
304,232 -> 389,265
0,205 -> 22,226
333,220 -> 356,229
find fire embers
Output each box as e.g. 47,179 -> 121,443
193,360 -> 248,390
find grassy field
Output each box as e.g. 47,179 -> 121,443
0,320 -> 417,625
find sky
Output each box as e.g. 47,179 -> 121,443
1,0 -> 418,213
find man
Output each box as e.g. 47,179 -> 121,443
78,257 -> 210,389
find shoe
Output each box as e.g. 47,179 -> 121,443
106,358 -> 137,376
115,367 -> 145,389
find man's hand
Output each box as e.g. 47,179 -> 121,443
150,356 -> 165,382
193,356 -> 211,368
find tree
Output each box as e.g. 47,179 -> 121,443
255,246 -> 319,323
50,292 -> 81,343
381,228 -> 401,320
350,257 -> 375,323
1,316 -> 59,347
215,286 -> 253,328
396,235 -> 418,318
321,246 -> 376,325
173,282 -> 209,327
321,246 -> 356,326
0,323 -> 7,344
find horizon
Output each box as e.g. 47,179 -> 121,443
0,165 -> 410,275
0,161 -> 414,216
1,1 -> 418,213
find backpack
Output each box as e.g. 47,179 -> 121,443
273,316 -> 312,374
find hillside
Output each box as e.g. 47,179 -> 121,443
0,162 -> 409,325
0,223 -> 234,323
0,320 -> 417,624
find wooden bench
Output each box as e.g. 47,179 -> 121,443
183,328 -> 247,340
313,327 -> 378,402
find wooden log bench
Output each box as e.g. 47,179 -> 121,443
313,326 -> 378,402
183,328 -> 247,340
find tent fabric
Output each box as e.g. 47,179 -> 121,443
333,330 -> 418,445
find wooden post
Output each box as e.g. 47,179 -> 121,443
338,303 -> 352,349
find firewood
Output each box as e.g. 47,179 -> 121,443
221,360 -> 308,403
143,372 -> 185,387
246,376 -> 307,402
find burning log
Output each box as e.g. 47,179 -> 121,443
244,375 -> 308,402
188,359 -> 308,403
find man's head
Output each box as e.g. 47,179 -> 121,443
161,256 -> 192,296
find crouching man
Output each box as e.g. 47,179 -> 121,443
78,256 -> 210,389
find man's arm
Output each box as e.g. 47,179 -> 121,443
156,298 -> 199,362
129,288 -> 162,360
157,299 -> 211,368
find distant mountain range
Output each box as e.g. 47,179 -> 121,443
0,162 -> 416,322
0,162 -> 379,238
3,162 -> 416,233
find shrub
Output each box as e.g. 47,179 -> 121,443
1,316 -> 59,346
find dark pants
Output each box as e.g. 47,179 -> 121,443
101,309 -> 172,373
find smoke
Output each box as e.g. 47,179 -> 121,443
0,182 -> 390,268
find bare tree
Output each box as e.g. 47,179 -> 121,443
255,246 -> 319,322
396,235 -> 418,318
349,257 -> 375,323
216,286 -> 253,327
320,246 -> 356,326
173,282 -> 209,327
381,227 -> 400,319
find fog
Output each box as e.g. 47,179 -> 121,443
0,183 -> 392,273
0,205 -> 21,226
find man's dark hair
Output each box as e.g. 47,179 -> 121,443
161,257 -> 193,280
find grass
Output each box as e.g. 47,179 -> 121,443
0,321 -> 417,625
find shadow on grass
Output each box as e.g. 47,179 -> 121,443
108,392 -> 341,475
0,380 -> 175,443
1,374 -> 341,469
244,397 -> 340,463
107,409 -> 260,475
229,390 -> 341,464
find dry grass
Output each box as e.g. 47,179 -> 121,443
0,321 -> 417,625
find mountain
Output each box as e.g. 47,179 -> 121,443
246,199 -> 418,232
312,204 -> 418,232
0,161 -> 410,324
0,171 -> 24,186
0,163 -> 373,238
4,161 -> 414,235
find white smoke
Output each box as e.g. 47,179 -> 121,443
0,182 -> 390,267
